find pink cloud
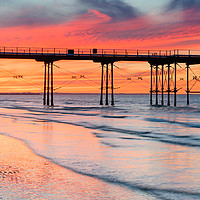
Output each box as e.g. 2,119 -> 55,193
1,8 -> 200,50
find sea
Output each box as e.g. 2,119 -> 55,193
0,94 -> 200,200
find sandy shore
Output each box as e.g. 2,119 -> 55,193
0,134 -> 151,200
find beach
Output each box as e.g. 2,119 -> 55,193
0,134 -> 151,200
0,102 -> 155,200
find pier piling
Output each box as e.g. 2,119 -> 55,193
43,60 -> 54,107
111,62 -> 114,106
167,64 -> 171,106
186,63 -> 190,105
161,64 -> 164,106
43,61 -> 47,105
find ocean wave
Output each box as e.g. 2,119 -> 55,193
146,118 -> 200,128
1,110 -> 200,149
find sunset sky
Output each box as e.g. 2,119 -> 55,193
0,0 -> 200,93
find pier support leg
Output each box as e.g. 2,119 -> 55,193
111,62 -> 114,106
51,61 -> 54,107
161,64 -> 164,106
105,63 -> 109,105
174,62 -> 177,107
43,61 -> 47,105
47,62 -> 50,106
100,63 -> 104,105
150,64 -> 153,105
156,65 -> 158,106
186,64 -> 190,105
167,64 -> 170,106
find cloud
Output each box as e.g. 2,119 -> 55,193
0,0 -> 140,28
167,0 -> 200,11
59,7 -> 200,49
0,0 -> 83,27
165,0 -> 200,28
78,0 -> 140,21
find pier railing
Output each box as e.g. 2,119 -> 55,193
1,47 -> 200,58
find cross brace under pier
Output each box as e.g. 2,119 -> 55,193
150,62 -> 190,106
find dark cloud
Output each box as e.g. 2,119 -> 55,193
166,0 -> 200,27
78,0 -> 140,21
0,0 -> 140,28
167,0 -> 200,10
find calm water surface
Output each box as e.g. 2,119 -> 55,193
0,94 -> 200,199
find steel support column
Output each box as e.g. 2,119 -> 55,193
174,62 -> 177,107
161,64 -> 164,106
150,64 -> 153,105
51,61 -> 54,107
105,63 -> 109,105
111,62 -> 114,106
43,61 -> 47,105
186,63 -> 190,105
156,65 -> 158,105
100,63 -> 104,105
47,62 -> 50,106
167,64 -> 170,106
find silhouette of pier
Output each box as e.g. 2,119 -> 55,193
0,47 -> 200,106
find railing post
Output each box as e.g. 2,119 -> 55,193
125,50 -> 127,57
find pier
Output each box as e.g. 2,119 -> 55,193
0,47 -> 200,106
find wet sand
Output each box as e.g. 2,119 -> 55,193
0,134 -> 154,200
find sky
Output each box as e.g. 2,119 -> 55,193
0,0 -> 200,94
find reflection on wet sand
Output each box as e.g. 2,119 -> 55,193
0,134 -> 151,200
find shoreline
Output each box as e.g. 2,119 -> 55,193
0,134 -> 151,200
